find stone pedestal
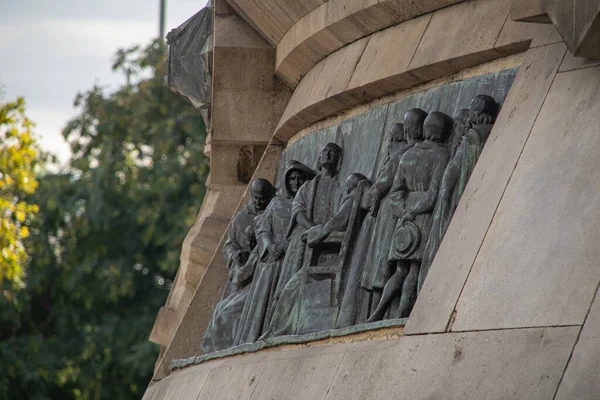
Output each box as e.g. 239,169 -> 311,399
145,0 -> 600,398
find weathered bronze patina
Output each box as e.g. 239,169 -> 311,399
202,90 -> 502,352
201,178 -> 275,353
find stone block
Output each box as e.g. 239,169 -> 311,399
495,15 -> 562,52
326,1 -> 395,44
276,3 -> 343,83
214,13 -> 272,49
196,361 -> 267,400
184,253 -> 209,288
249,351 -> 344,399
226,0 -> 327,44
275,0 -> 537,142
188,236 -> 221,268
213,47 -> 275,91
304,37 -> 369,107
276,59 -> 326,137
510,0 -> 550,23
265,341 -> 358,362
215,0 -> 235,17
271,78 -> 294,130
555,286 -> 600,399
405,43 -> 567,335
325,327 -> 578,400
275,38 -> 368,141
275,0 -> 466,87
149,307 -> 179,346
168,280 -> 195,311
251,144 -> 285,184
275,65 -> 329,141
196,215 -> 231,241
142,377 -> 173,400
548,0 -> 600,58
452,65 -> 600,331
380,0 -> 462,20
559,51 -> 600,72
512,0 -> 600,59
141,382 -> 158,400
346,15 -> 430,97
163,367 -> 210,400
208,145 -> 259,186
408,0 -> 510,81
201,186 -> 248,219
326,0 -> 378,24
212,89 -> 274,145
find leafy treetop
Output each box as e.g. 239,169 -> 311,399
0,96 -> 41,293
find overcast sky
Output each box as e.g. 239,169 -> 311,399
1,0 -> 208,164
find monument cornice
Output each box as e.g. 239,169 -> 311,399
225,0 -> 469,87
273,0 -> 562,143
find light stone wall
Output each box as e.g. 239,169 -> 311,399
145,0 -> 600,398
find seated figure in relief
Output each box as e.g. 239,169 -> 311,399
201,178 -> 275,353
419,95 -> 499,293
234,161 -> 316,346
368,111 -> 452,321
260,143 -> 344,339
302,173 -> 373,328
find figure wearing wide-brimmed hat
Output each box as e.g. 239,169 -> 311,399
368,111 -> 452,321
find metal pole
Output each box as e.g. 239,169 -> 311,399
159,0 -> 166,41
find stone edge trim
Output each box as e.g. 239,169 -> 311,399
275,0 -> 465,86
170,318 -> 407,370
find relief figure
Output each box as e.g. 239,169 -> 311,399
260,143 -> 344,339
338,123 -> 407,323
201,179 -> 275,353
234,161 -> 316,345
361,109 -> 428,318
368,111 -> 452,321
419,96 -> 498,292
201,90 -> 504,353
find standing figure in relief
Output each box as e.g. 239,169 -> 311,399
361,109 -> 428,318
201,179 -> 276,353
419,95 -> 498,293
260,143 -> 344,339
234,161 -> 316,345
368,111 -> 452,321
449,108 -> 470,159
359,120 -> 421,319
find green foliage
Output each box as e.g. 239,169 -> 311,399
0,97 -> 41,292
0,40 -> 208,399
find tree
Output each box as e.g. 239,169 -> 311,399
0,96 -> 41,293
0,40 -> 209,399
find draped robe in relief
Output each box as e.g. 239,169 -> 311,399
233,156 -> 319,346
233,194 -> 291,345
260,174 -> 341,339
332,181 -> 373,328
360,144 -> 411,307
201,204 -> 260,353
419,123 -> 494,292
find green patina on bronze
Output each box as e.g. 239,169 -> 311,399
196,68 -> 517,364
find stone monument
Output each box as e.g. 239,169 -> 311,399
145,1 -> 600,399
